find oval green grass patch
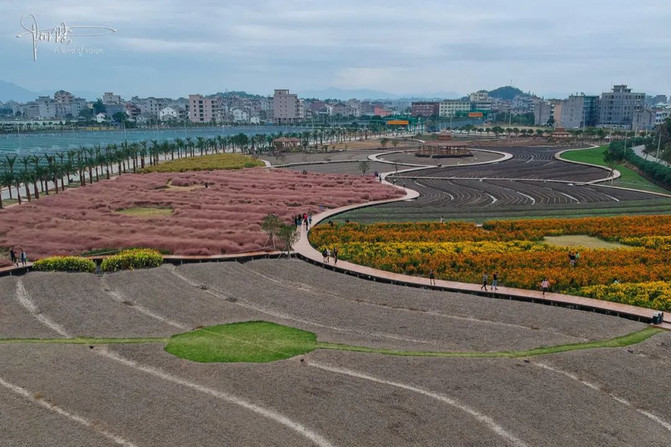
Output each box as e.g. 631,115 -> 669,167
164,321 -> 317,363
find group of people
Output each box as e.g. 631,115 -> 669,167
480,271 -> 500,291
9,248 -> 27,267
294,213 -> 313,229
322,247 -> 339,264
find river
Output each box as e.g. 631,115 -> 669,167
0,125 -> 311,156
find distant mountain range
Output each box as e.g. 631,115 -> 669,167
0,80 -> 97,103
0,79 -> 538,104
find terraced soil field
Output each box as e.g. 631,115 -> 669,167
1,260 -> 670,446
335,145 -> 671,222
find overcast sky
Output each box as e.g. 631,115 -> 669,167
3,0 -> 671,99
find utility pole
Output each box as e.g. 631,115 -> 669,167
657,127 -> 662,159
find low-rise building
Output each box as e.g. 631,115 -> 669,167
411,101 -> 439,117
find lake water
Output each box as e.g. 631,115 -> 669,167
0,125 -> 310,156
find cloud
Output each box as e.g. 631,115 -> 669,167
2,0 -> 670,97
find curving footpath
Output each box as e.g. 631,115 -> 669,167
293,184 -> 670,329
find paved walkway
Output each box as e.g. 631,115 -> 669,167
293,183 -> 669,327
632,144 -> 671,168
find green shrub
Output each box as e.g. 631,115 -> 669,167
33,256 -> 96,273
101,248 -> 163,272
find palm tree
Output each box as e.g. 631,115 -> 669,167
174,138 -> 184,159
45,154 -> 58,194
19,157 -> 33,200
29,155 -> 41,199
4,155 -> 17,200
138,141 -> 148,169
76,148 -> 87,186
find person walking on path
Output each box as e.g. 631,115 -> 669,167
325,248 -> 331,264
308,214 -> 312,228
541,278 -> 550,297
491,272 -> 499,291
429,269 -> 436,285
20,249 -> 27,266
9,248 -> 17,266
480,272 -> 488,291
333,247 -> 339,264
322,248 -> 329,263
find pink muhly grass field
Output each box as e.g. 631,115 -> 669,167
0,168 -> 403,258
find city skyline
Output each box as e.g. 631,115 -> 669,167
2,0 -> 671,99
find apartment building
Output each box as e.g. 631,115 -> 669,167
439,100 -> 471,118
188,94 -> 218,123
598,85 -> 645,129
411,101 -> 439,117
560,94 -> 599,128
273,89 -> 301,124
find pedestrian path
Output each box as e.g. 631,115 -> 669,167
293,184 -> 669,327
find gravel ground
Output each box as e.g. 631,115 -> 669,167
378,149 -> 501,166
0,276 -> 58,338
241,260 -> 644,341
19,272 -> 177,338
282,161 -> 394,176
1,262 -> 667,446
263,150 -> 374,165
306,350 -> 671,446
174,262 -> 637,351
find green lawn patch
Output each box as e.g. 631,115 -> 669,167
316,327 -> 662,358
115,206 -> 174,218
543,235 -> 625,250
164,321 -> 318,363
561,146 -> 670,193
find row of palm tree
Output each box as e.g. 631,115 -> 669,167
0,124 -> 396,209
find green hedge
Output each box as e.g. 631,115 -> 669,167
101,248 -> 163,272
32,256 -> 96,273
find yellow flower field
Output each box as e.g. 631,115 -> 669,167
310,216 -> 671,310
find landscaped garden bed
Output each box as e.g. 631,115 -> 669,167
0,168 -> 402,258
309,215 -> 671,310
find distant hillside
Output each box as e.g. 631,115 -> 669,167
0,80 -> 40,102
488,86 -> 524,100
215,91 -> 266,100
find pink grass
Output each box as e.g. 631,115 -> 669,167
0,168 -> 403,258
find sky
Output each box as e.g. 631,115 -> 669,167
2,0 -> 671,99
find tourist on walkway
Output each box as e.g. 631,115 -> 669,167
322,248 -> 329,263
480,272 -> 488,291
20,249 -> 27,266
541,278 -> 550,296
308,214 -> 312,227
429,269 -> 436,285
333,247 -> 338,264
326,248 -> 331,263
9,248 -> 17,266
491,272 -> 499,291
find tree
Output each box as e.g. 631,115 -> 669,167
112,112 -> 127,124
359,160 -> 370,176
261,214 -> 283,250
79,108 -> 94,120
92,99 -> 106,115
380,138 -> 389,149
277,224 -> 300,258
